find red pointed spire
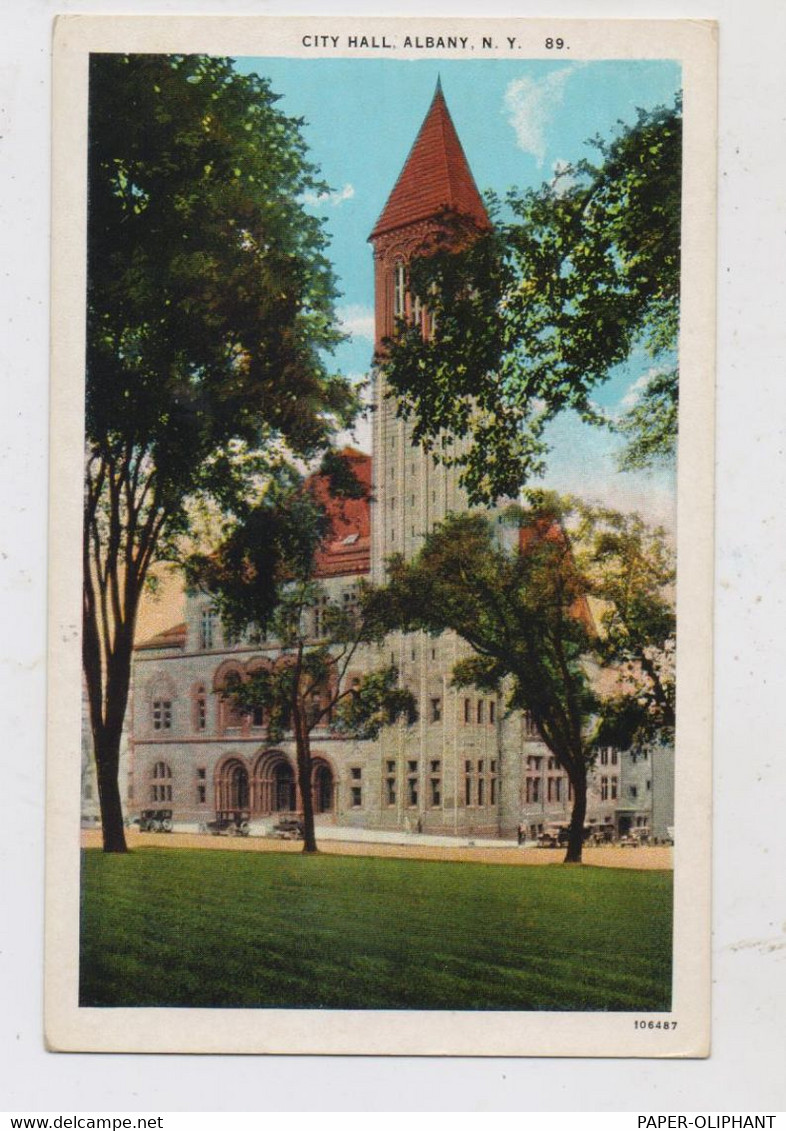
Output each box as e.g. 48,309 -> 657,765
369,82 -> 491,241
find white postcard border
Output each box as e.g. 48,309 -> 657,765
46,14 -> 717,1057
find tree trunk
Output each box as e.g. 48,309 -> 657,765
293,711 -> 318,853
564,768 -> 587,864
95,735 -> 128,853
83,609 -> 134,854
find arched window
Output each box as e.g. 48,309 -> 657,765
150,761 -> 173,803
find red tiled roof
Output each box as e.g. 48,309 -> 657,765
369,82 -> 491,241
310,447 -> 372,578
136,622 -> 187,652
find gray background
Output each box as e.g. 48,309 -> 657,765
2,0 -> 784,1112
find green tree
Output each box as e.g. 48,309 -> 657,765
578,506 -> 676,752
84,54 -> 357,852
379,498 -> 675,863
189,473 -> 417,853
381,97 -> 682,503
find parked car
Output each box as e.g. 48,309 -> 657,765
203,811 -> 250,837
136,809 -> 173,833
270,818 -> 304,840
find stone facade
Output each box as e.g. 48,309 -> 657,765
126,83 -> 673,843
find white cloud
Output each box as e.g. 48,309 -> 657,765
619,367 -> 668,412
338,304 -> 375,342
550,158 -> 576,197
302,182 -> 355,208
503,69 -> 574,166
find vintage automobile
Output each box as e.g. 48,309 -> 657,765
619,826 -> 651,847
136,809 -> 173,833
536,823 -> 570,848
537,823 -> 597,848
270,817 -> 305,840
203,810 -> 251,837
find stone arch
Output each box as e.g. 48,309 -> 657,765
213,660 -> 248,732
212,658 -> 246,693
251,749 -> 297,815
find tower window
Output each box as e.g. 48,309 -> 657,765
393,262 -> 406,318
199,607 -> 216,650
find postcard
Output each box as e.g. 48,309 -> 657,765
47,15 -> 716,1055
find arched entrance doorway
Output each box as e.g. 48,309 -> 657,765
252,751 -> 297,815
312,759 -> 334,814
215,758 -> 250,813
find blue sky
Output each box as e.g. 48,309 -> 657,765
235,56 -> 681,524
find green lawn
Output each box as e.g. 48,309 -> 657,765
80,848 -> 672,1011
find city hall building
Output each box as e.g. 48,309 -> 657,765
127,84 -> 673,842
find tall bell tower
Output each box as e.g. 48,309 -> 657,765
368,80 -> 491,582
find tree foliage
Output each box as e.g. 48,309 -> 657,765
378,496 -> 675,862
83,54 -> 357,851
190,474 -> 417,853
381,97 -> 682,503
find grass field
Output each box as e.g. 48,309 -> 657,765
80,847 -> 672,1011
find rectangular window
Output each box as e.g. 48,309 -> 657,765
464,698 -> 471,724
430,698 -> 442,722
611,749 -> 618,765
197,768 -> 206,780
430,776 -> 441,807
477,778 -> 485,806
197,784 -> 206,804
476,700 -> 484,724
601,749 -> 608,766
489,701 -> 496,725
386,760 -> 396,774
554,777 -> 562,802
196,697 -> 207,731
407,777 -> 418,807
611,777 -> 618,800
490,776 -> 497,805
630,785 -> 638,799
252,705 -> 265,727
152,700 -> 172,730
386,779 -> 396,805
351,786 -> 362,808
351,767 -> 362,780
199,607 -> 215,650
601,776 -> 609,801
547,777 -> 553,802
393,262 -> 406,317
